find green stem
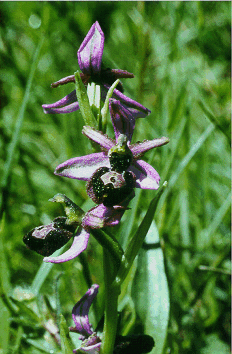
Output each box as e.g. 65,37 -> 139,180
91,229 -> 123,270
101,79 -> 120,133
100,250 -> 120,354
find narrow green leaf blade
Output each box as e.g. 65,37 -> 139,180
133,221 -> 169,354
59,314 -> 74,354
31,245 -> 66,295
74,71 -> 97,128
114,182 -> 167,287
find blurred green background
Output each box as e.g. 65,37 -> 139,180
0,2 -> 230,354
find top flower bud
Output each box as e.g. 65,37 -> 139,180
77,21 -> 104,75
42,21 -> 150,116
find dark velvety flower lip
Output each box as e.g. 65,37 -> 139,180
77,21 -> 104,75
23,217 -> 75,257
43,227 -> 90,263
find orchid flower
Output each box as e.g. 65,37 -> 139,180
42,21 -> 150,116
55,99 -> 169,197
70,284 -> 102,354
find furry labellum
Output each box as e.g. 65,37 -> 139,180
86,167 -> 136,207
23,217 -> 76,256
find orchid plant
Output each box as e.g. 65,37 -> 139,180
24,21 -> 169,354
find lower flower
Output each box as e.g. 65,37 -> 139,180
70,285 -> 155,354
24,193 -> 130,264
70,284 -> 101,353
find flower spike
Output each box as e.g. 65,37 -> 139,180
56,105 -> 169,191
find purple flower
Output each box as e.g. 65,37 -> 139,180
42,21 -> 150,116
55,99 -> 169,192
70,284 -> 102,353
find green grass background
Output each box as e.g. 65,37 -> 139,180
0,2 -> 230,353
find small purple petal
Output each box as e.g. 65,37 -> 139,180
51,75 -> 75,88
130,160 -> 160,189
82,190 -> 135,229
130,137 -> 170,159
78,21 -> 104,75
55,152 -> 110,180
111,69 -> 134,79
109,99 -> 135,143
82,126 -> 115,150
72,284 -> 99,337
42,102 -> 80,114
43,228 -> 90,263
42,90 -> 77,109
125,107 -> 149,119
82,204 -> 126,229
103,84 -> 151,116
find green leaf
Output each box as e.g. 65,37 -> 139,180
31,245 -> 66,296
74,71 -> 97,128
132,221 -> 169,354
114,182 -> 167,287
9,296 -> 41,324
157,123 -> 215,215
59,314 -> 74,354
24,338 -> 59,354
91,228 -> 123,271
0,298 -> 10,353
0,215 -> 11,294
118,257 -> 138,335
87,82 -> 101,126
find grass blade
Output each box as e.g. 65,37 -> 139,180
1,35 -> 44,213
